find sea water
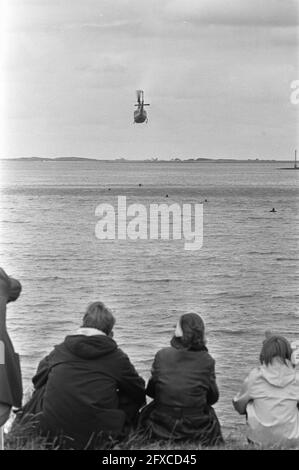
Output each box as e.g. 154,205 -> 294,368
0,159 -> 298,434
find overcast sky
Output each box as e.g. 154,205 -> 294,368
0,0 -> 298,160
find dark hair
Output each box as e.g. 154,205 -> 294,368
179,313 -> 205,350
260,335 -> 292,366
82,301 -> 115,335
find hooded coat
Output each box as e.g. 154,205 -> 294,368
31,331 -> 145,448
140,338 -> 223,445
233,359 -> 299,446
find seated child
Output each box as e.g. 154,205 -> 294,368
233,334 -> 299,447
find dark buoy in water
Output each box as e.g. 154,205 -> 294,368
165,194 -> 169,198
204,199 -> 208,202
270,208 -> 277,213
138,183 -> 142,187
108,188 -> 111,191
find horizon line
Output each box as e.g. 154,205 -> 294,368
0,156 -> 295,162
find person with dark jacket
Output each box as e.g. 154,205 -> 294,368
29,301 -> 146,449
139,313 -> 223,446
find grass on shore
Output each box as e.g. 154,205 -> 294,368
4,419 -> 299,451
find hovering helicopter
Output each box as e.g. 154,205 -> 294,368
134,90 -> 150,123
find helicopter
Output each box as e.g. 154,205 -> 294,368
134,90 -> 150,123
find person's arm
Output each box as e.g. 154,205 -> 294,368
206,360 -> 220,405
0,268 -> 10,333
294,370 -> 299,408
146,377 -> 156,399
117,352 -> 146,406
145,353 -> 159,399
232,375 -> 252,415
0,297 -> 7,339
32,355 -> 52,390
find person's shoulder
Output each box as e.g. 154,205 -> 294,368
154,346 -> 174,360
114,346 -> 130,360
51,341 -> 67,357
155,346 -> 173,356
198,349 -> 216,368
245,366 -> 261,385
36,342 -> 68,369
201,349 -> 214,359
104,347 -> 135,374
114,346 -> 138,367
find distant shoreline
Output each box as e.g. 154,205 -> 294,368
0,157 -> 293,163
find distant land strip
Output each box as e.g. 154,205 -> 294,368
0,157 -> 292,163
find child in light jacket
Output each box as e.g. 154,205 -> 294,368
233,335 -> 299,447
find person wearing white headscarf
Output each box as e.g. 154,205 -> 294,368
140,313 -> 223,446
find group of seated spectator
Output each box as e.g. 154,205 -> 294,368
1,268 -> 299,449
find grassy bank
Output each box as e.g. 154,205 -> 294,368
4,420 -> 299,450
